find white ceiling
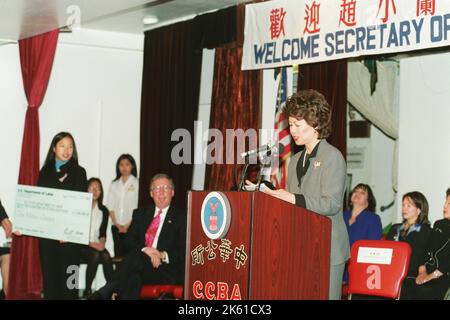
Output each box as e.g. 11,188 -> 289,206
84,0 -> 253,34
0,0 -> 252,42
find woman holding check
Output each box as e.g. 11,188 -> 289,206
37,132 -> 87,299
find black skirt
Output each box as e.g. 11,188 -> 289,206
0,247 -> 10,256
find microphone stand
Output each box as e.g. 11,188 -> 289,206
239,145 -> 276,191
238,155 -> 251,191
255,150 -> 272,191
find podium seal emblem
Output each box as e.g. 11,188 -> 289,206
200,192 -> 231,239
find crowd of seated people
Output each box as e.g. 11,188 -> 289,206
343,184 -> 450,300
1,173 -> 449,300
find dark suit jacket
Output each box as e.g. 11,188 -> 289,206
38,159 -> 87,193
0,200 -> 8,222
124,204 -> 186,283
423,219 -> 450,276
387,223 -> 432,277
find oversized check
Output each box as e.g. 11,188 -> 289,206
14,185 -> 92,245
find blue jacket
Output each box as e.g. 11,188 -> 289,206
343,209 -> 382,247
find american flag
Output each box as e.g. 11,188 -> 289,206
271,67 -> 291,189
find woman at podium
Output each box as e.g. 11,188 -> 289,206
254,89 -> 350,300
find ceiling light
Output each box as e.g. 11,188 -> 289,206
143,16 -> 159,25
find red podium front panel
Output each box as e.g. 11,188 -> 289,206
185,191 -> 331,300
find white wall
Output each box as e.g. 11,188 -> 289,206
0,28 -> 144,289
397,52 -> 450,225
347,114 -> 397,229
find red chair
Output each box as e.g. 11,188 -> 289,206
140,285 -> 183,300
347,240 -> 411,299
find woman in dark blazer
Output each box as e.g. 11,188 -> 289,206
38,132 -> 87,300
387,191 -> 432,300
415,188 -> 450,299
81,178 -> 113,297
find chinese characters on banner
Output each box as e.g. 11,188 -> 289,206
270,8 -> 286,39
243,0 -> 442,70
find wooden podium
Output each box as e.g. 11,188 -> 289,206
185,191 -> 331,300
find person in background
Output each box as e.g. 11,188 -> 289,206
415,188 -> 450,299
91,174 -> 186,300
0,200 -> 12,298
107,154 -> 139,258
37,132 -> 87,299
249,89 -> 350,300
386,191 -> 432,300
81,178 -> 114,298
343,183 -> 382,283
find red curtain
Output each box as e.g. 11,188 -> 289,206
205,47 -> 261,190
8,29 -> 59,300
297,60 -> 348,158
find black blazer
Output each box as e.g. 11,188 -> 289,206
423,219 -> 450,276
124,204 -> 186,282
0,200 -> 8,222
387,223 -> 432,277
38,159 -> 87,193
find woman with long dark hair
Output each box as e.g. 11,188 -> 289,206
38,132 -> 87,299
387,191 -> 432,299
344,183 -> 382,246
342,183 -> 382,283
106,154 -> 139,258
81,178 -> 113,298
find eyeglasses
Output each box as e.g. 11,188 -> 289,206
151,185 -> 173,192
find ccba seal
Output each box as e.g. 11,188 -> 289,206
201,192 -> 231,239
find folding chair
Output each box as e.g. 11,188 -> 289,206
140,285 -> 183,300
347,240 -> 411,299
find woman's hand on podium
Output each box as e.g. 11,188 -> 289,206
244,180 -> 271,191
244,180 -> 256,190
263,188 -> 296,205
245,180 -> 296,204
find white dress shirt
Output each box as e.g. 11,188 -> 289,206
106,175 -> 139,225
90,204 -> 103,243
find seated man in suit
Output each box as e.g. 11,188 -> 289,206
92,173 -> 186,300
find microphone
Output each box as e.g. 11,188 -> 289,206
240,142 -> 285,159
